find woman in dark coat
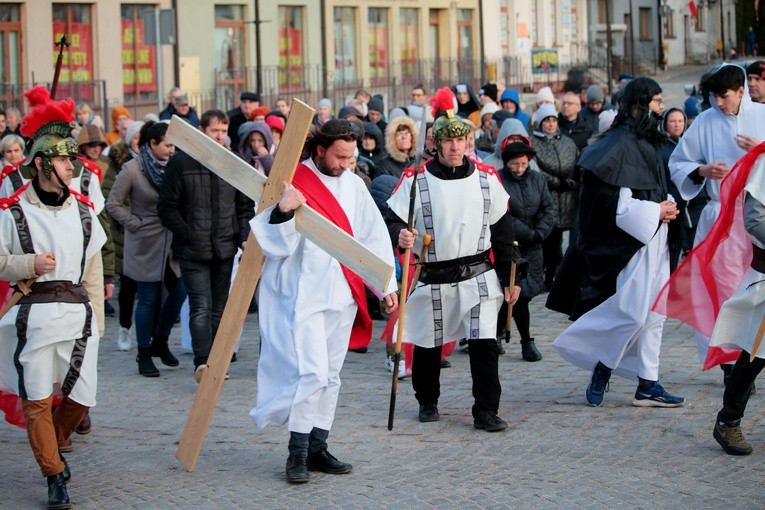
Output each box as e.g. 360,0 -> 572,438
106,122 -> 187,377
531,103 -> 579,290
497,142 -> 555,361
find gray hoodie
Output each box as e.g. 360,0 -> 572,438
483,118 -> 541,173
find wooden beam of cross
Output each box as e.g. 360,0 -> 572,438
166,100 -> 394,472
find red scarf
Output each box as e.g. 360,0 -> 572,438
653,142 -> 765,369
292,163 -> 372,350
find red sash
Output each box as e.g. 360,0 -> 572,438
292,163 -> 372,350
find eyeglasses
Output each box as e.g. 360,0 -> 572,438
396,131 -> 413,139
507,162 -> 528,170
651,97 -> 664,104
562,101 -> 579,106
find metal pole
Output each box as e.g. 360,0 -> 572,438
657,0 -> 664,71
255,0 -> 262,93
606,0 -> 613,95
629,0 -> 636,76
155,8 -> 164,114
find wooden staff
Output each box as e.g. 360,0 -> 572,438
750,314 -> 765,361
387,174 -> 419,431
411,234 -> 432,291
504,260 -> 517,344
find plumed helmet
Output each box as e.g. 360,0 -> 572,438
429,87 -> 471,147
21,86 -> 78,178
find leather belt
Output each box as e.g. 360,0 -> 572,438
16,280 -> 90,305
420,250 -> 493,285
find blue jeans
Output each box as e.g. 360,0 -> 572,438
180,256 -> 235,367
134,270 -> 187,350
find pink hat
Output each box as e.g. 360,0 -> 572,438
265,115 -> 285,134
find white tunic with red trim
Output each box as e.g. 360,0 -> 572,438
249,159 -> 396,433
387,160 -> 510,348
0,184 -> 106,408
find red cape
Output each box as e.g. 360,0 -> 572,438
653,142 -> 765,369
291,163 -> 373,350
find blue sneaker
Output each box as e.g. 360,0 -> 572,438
632,381 -> 685,407
586,364 -> 611,407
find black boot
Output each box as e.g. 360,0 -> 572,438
136,348 -> 160,377
521,338 -> 542,362
286,454 -> 309,483
60,455 -> 70,483
151,335 -> 179,367
46,472 -> 71,509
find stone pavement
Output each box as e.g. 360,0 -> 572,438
2,295 -> 763,509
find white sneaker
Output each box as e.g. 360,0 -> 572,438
194,364 -> 207,384
117,327 -> 131,351
398,361 -> 409,380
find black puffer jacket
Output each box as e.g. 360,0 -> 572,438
158,150 -> 254,262
499,167 -> 555,298
531,129 -> 579,229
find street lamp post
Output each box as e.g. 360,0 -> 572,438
658,0 -> 672,70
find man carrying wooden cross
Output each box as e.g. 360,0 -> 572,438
250,119 -> 398,484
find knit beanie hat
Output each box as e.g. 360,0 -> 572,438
479,83 -> 499,103
586,85 -> 604,103
536,86 -> 554,105
368,97 -> 384,114
123,120 -> 144,145
318,98 -> 332,110
597,110 -> 617,134
536,103 -> 558,123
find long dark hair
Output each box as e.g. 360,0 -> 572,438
611,77 -> 665,145
301,119 -> 362,160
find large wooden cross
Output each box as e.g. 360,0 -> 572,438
166,100 -> 394,472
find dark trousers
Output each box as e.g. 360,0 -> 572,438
717,350 -> 765,424
118,273 -> 137,329
496,296 -> 532,343
412,339 -> 501,415
180,256 -> 235,368
135,267 -> 187,350
542,227 -> 567,288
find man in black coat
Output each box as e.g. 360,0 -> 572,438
158,109 -> 255,380
558,91 -> 592,151
227,91 -> 261,153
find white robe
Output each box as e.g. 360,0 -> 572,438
250,159 -> 396,433
710,158 -> 765,359
553,188 -> 668,380
0,188 -> 106,405
386,165 -> 510,348
669,68 -> 765,364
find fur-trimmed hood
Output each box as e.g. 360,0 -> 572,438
108,141 -> 133,169
384,115 -> 419,163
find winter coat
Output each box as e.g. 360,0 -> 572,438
557,113 -> 592,151
499,89 -> 531,129
237,121 -> 275,175
375,116 -> 418,179
102,142 -> 132,274
159,103 -> 200,128
531,129 -> 579,229
499,166 -> 555,298
359,121 -> 388,171
106,157 -> 175,282
158,150 -> 254,263
370,174 -> 400,217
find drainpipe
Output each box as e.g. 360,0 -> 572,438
255,0 -> 263,93
321,0 -> 328,99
